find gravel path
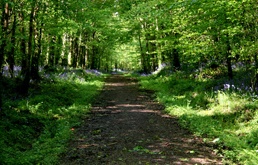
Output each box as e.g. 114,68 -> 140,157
60,75 -> 222,164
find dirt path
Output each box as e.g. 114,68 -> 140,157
60,75 -> 222,164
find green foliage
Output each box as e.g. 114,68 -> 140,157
139,70 -> 258,164
1,0 -> 258,163
0,71 -> 104,164
115,0 -> 258,77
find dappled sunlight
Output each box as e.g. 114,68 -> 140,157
2,0 -> 258,164
61,75 -> 222,164
1,68 -> 105,164
72,108 -> 221,164
141,72 -> 258,163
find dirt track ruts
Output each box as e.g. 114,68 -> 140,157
60,75 -> 222,165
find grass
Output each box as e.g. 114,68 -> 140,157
0,69 -> 105,165
138,69 -> 258,164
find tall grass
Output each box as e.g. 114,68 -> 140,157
139,70 -> 258,164
0,69 -> 105,164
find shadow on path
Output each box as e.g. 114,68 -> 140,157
60,75 -> 222,164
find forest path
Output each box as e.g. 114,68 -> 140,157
60,74 -> 222,164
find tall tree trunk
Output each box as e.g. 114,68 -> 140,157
172,48 -> 181,71
71,37 -> 77,68
72,37 -> 79,68
8,11 -> 17,78
61,34 -> 69,67
90,32 -> 97,69
0,2 -> 9,72
146,31 -> 158,72
96,48 -> 101,70
138,29 -> 148,73
48,35 -> 56,67
145,41 -> 151,73
251,53 -> 258,90
86,45 -> 90,68
80,46 -> 86,68
149,41 -> 158,72
31,22 -> 43,80
80,32 -> 88,69
0,2 -> 8,74
0,2 -> 8,107
152,52 -> 158,71
20,0 -> 37,95
226,35 -> 233,79
20,11 -> 27,76
55,35 -> 62,65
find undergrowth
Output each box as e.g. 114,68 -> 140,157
138,69 -> 258,164
0,69 -> 105,165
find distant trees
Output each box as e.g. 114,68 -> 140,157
117,0 -> 257,77
0,0 -> 257,106
0,0 -> 123,109
0,0 -> 118,97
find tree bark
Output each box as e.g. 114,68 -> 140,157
31,21 -> 43,80
138,28 -> 149,73
172,48 -> 180,71
48,35 -> 56,67
0,2 -> 8,75
20,9 -> 27,76
0,2 -> 8,107
20,0 -> 37,95
90,32 -> 97,69
251,53 -> 258,90
55,35 -> 62,65
8,11 -> 17,78
79,46 -> 86,68
226,35 -> 233,79
72,37 -> 79,68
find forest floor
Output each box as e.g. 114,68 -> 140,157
60,74 -> 223,164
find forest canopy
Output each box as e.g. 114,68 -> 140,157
0,0 -> 257,78
1,0 -> 258,164
0,0 -> 257,106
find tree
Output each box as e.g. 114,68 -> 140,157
0,1 -> 10,106
20,0 -> 38,94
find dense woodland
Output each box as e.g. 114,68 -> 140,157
0,0 -> 258,164
0,0 -> 258,96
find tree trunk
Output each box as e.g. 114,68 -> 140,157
90,32 -> 97,69
31,22 -> 43,80
80,46 -> 86,68
172,48 -> 181,71
152,52 -> 158,71
0,2 -> 8,74
55,35 -> 62,65
145,41 -> 151,73
251,53 -> 258,89
149,41 -> 158,72
71,37 -> 79,68
48,35 -> 56,67
62,35 -> 70,67
20,10 -> 27,76
226,35 -> 233,79
0,2 -> 8,107
85,45 -> 90,69
20,0 -> 37,95
91,46 -> 97,69
8,11 -> 17,78
96,49 -> 101,70
138,29 -> 149,73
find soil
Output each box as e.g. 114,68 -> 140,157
60,74 -> 222,165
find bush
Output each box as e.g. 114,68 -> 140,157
0,70 -> 104,165
138,69 -> 258,164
